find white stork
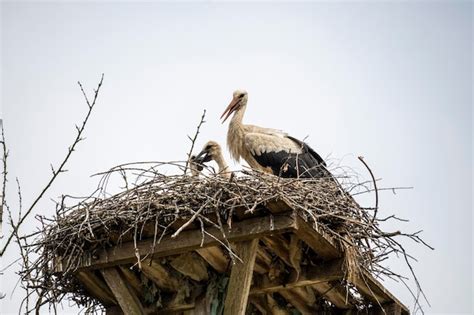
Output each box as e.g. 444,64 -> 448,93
221,90 -> 329,178
194,141 -> 231,178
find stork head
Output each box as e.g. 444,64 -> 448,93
194,141 -> 223,164
221,90 -> 248,123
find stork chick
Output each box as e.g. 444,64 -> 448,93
194,141 -> 231,178
221,90 -> 329,178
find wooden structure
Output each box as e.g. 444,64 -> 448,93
67,199 -> 409,315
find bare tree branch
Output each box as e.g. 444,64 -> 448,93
0,74 -> 104,256
0,120 -> 8,237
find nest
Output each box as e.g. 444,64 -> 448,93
21,161 -> 428,313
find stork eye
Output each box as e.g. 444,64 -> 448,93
240,94 -> 245,98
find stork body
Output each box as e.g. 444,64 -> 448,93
222,90 -> 328,178
194,141 -> 231,178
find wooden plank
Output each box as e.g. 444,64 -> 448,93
101,267 -> 145,315
256,247 -> 272,267
141,259 -> 181,292
170,252 -> 208,281
279,290 -> 317,315
265,198 -> 293,214
118,266 -> 143,298
291,286 -> 316,305
196,246 -> 229,273
294,216 -> 341,260
353,270 -> 409,314
266,294 -> 291,315
80,214 -> 296,270
261,235 -> 292,267
250,259 -> 344,295
262,234 -> 302,280
254,246 -> 272,274
76,271 -> 116,306
248,296 -> 270,314
224,239 -> 259,315
313,281 -> 354,309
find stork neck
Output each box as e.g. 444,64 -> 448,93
229,104 -> 246,127
227,104 -> 247,163
215,154 -> 231,178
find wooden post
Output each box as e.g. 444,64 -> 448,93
101,267 -> 145,315
224,238 -> 259,315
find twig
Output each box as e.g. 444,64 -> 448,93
183,109 -> 206,174
358,156 -> 378,223
0,120 -> 8,237
0,74 -> 104,257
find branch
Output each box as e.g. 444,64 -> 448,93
0,74 -> 104,256
358,156 -> 378,223
0,121 -> 8,237
183,109 -> 206,174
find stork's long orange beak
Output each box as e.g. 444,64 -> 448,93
221,97 -> 240,123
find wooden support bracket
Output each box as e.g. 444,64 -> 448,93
76,271 -> 116,306
101,267 -> 145,315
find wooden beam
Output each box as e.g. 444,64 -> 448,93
254,246 -> 272,275
101,267 -> 145,315
170,252 -> 208,281
353,271 -> 409,314
201,241 -> 275,277
80,214 -> 296,270
118,266 -> 143,298
266,199 -> 340,260
312,281 -> 354,309
266,294 -> 291,315
250,259 -> 344,295
256,247 -> 272,267
158,303 -> 195,314
291,286 -> 316,305
261,235 -> 292,267
141,259 -> 181,292
224,239 -> 259,315
196,246 -> 229,273
76,271 -> 116,306
294,216 -> 340,260
262,234 -> 302,280
265,199 -> 293,214
279,290 -> 317,315
248,295 -> 270,314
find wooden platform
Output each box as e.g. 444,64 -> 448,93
65,199 -> 409,315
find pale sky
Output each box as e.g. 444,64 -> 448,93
1,1 -> 472,314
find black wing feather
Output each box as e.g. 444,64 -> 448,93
286,136 -> 326,167
251,136 -> 329,178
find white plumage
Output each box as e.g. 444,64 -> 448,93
221,90 -> 328,178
